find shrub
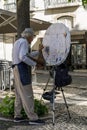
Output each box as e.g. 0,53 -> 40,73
0,96 -> 48,118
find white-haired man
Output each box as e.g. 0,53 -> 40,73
12,28 -> 45,125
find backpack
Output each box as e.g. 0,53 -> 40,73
55,63 -> 72,88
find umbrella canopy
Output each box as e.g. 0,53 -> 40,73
0,9 -> 51,34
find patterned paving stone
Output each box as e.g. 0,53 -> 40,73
0,72 -> 87,130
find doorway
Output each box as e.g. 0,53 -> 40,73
71,43 -> 86,69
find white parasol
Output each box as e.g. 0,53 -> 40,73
42,23 -> 71,66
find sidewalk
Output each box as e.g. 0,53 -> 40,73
69,69 -> 87,77
0,71 -> 87,130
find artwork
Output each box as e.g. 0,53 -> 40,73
42,23 -> 71,66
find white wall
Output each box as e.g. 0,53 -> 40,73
0,42 -> 5,59
74,6 -> 87,30
0,0 -> 4,9
35,0 -> 44,9
0,42 -> 13,61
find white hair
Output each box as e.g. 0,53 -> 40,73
21,28 -> 34,38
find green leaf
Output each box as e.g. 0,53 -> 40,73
0,96 -> 48,118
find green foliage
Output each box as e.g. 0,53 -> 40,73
34,99 -> 48,117
68,0 -> 87,6
82,0 -> 87,5
0,96 -> 15,117
68,0 -> 72,2
0,96 -> 48,118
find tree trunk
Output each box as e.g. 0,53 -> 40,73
16,0 -> 31,76
16,0 -> 30,38
85,31 -> 87,68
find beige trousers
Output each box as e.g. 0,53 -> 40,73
13,66 -> 38,120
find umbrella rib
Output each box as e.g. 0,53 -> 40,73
0,15 -> 17,30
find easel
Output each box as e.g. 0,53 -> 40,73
41,66 -> 71,125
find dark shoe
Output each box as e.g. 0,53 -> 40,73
29,119 -> 45,125
14,117 -> 26,123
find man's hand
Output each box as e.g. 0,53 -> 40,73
31,57 -> 44,65
39,44 -> 44,52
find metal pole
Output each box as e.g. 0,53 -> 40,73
52,67 -> 56,125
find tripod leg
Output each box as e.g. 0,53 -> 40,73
60,87 -> 71,120
52,69 -> 56,126
40,74 -> 50,101
52,87 -> 55,126
44,74 -> 50,91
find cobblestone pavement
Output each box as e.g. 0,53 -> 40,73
0,71 -> 87,130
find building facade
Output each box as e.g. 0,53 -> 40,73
0,0 -> 87,69
32,0 -> 87,69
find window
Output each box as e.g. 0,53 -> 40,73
57,16 -> 73,30
71,44 -> 86,65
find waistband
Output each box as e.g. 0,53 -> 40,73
12,64 -> 17,68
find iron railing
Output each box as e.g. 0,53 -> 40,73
3,0 -> 35,12
4,2 -> 16,12
3,0 -> 82,12
44,0 -> 82,9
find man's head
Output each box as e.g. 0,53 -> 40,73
21,28 -> 35,43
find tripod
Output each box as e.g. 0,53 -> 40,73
41,66 -> 71,125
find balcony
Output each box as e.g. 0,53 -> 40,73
4,2 -> 16,12
3,1 -> 36,12
3,0 -> 82,12
44,0 -> 82,9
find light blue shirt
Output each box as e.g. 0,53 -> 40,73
12,38 -> 39,66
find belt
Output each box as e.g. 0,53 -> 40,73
12,64 -> 17,68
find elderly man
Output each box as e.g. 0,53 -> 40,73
12,28 -> 45,125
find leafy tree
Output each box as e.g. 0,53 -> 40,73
82,0 -> 87,5
68,0 -> 87,6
